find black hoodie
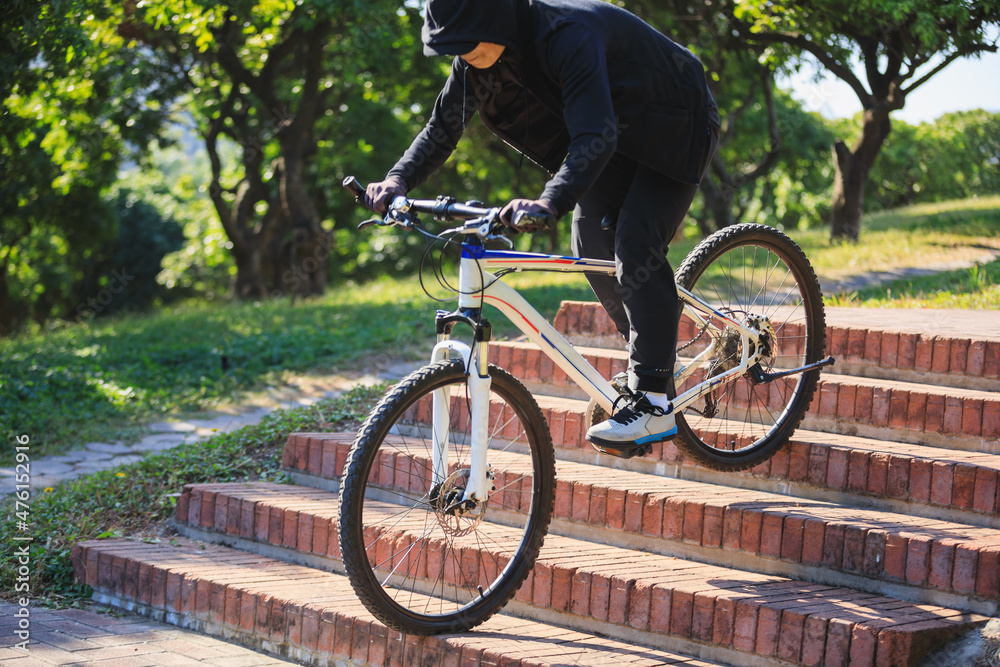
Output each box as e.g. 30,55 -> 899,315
389,0 -> 718,218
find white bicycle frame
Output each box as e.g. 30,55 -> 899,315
431,245 -> 762,505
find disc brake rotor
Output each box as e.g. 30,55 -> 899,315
429,469 -> 489,537
701,314 -> 776,417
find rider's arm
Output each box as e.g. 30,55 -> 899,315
387,59 -> 481,192
538,24 -> 618,219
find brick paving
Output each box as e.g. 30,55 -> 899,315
0,602 -> 299,666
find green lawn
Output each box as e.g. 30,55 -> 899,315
809,196 -> 1000,308
0,272 -> 599,462
796,195 -> 1000,282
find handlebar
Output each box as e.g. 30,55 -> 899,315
343,176 -> 554,235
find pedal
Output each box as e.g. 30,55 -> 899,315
589,441 -> 652,459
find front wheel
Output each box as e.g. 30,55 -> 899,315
671,224 -> 826,471
338,359 -> 555,635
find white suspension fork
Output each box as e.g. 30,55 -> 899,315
429,338 -> 493,505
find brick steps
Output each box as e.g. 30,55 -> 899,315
275,437 -> 1000,612
552,302 -> 1000,391
161,482 -> 987,667
74,299 -> 1000,665
71,538 -> 730,667
519,394 -> 1000,523
284,391 -> 1000,524
488,342 -> 1000,451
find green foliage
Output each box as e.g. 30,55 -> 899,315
735,0 -> 1000,67
0,384 -> 386,606
829,111 -> 1000,213
1,0 -> 184,332
72,190 -> 186,318
731,90 -> 838,229
867,110 -> 1000,210
123,125 -> 236,297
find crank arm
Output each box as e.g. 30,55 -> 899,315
748,356 -> 836,384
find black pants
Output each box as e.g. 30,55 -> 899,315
571,154 -> 702,394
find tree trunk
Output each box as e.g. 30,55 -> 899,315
0,258 -> 14,335
275,147 -> 332,297
232,241 -> 269,299
700,174 -> 737,230
830,108 -> 892,241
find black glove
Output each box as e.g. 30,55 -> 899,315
499,198 -> 556,232
364,177 -> 406,214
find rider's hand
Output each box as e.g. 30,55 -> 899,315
364,176 -> 407,214
499,198 -> 556,232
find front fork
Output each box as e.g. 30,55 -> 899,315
429,326 -> 493,507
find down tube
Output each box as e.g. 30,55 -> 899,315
480,280 -> 618,413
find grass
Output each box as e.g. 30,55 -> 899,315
826,257 -> 1000,309
0,272 -> 598,463
794,195 -> 1000,281
809,197 -> 1000,308
0,384 -> 386,607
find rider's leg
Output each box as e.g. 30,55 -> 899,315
615,165 -> 700,396
571,154 -> 637,342
585,166 -> 699,451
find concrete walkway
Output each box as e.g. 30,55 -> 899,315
0,602 -> 300,666
0,371 -> 404,497
819,247 -> 1000,296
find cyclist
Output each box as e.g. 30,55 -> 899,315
365,0 -> 720,453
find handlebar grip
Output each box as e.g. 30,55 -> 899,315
513,211 -> 556,233
343,176 -> 365,201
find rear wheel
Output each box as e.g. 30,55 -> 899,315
670,224 -> 826,471
338,359 -> 555,635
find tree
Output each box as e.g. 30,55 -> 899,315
125,0 -> 438,298
1,0 -> 180,332
621,1 -> 791,233
735,0 -> 1000,239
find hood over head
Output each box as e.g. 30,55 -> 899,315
422,0 -> 520,57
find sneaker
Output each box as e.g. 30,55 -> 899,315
586,393 -> 677,452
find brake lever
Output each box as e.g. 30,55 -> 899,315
486,234 -> 514,249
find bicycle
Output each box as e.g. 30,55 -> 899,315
337,177 -> 834,635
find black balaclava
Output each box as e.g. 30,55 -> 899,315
421,0 -> 520,57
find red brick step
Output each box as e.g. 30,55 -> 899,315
284,389 -> 1000,528
487,341 -> 1000,451
164,484 -> 988,667
272,440 -> 1000,610
551,301 -> 1000,391
72,538 -> 728,667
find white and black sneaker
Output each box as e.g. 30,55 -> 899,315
586,393 -> 677,455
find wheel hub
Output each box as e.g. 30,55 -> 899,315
745,314 -> 776,366
429,469 -> 489,536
